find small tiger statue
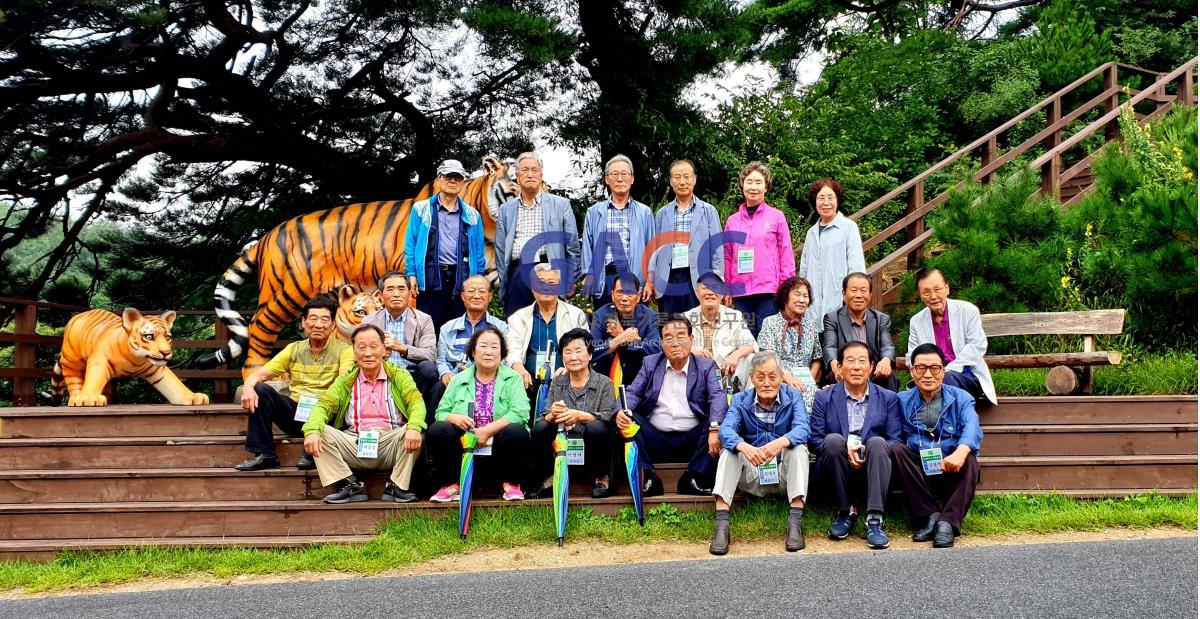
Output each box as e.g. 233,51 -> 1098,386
333,285 -> 382,342
51,308 -> 210,407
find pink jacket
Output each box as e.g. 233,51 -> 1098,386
723,201 -> 796,297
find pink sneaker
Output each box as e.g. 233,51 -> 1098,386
430,484 -> 460,502
502,482 -> 525,501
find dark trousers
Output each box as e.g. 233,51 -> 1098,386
244,383 -> 304,457
504,261 -> 536,316
733,293 -> 776,338
818,434 -> 893,514
530,419 -> 613,482
891,443 -> 980,532
657,268 -> 698,316
408,359 -> 446,413
426,421 -> 531,488
416,265 -> 464,333
631,412 -> 715,479
943,369 -> 986,403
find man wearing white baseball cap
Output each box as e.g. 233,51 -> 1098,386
404,159 -> 488,331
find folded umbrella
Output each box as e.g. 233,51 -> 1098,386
458,403 -> 478,540
552,422 -> 570,546
617,385 -> 645,526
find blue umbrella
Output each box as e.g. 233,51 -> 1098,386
617,385 -> 645,526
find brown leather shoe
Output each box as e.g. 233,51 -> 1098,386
709,520 -> 730,555
786,512 -> 806,551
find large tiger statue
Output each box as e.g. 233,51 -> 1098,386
197,155 -> 515,376
52,308 -> 210,406
333,284 -> 382,342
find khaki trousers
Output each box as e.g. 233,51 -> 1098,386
712,444 -> 810,505
315,426 -> 418,490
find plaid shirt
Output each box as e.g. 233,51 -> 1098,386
847,391 -> 869,434
673,202 -> 697,235
513,193 -> 544,261
753,397 -> 780,426
382,310 -> 410,368
604,201 -> 632,268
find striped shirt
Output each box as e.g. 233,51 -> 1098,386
753,397 -> 780,426
513,193 -> 544,261
263,339 -> 354,403
847,390 -> 869,434
382,310 -> 410,368
604,201 -> 632,268
673,203 -> 696,237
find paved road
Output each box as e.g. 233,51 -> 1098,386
1,537 -> 1195,618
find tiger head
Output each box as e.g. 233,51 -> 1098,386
336,285 -> 382,340
122,308 -> 176,367
481,154 -> 517,217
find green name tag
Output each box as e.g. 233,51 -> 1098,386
294,395 -> 318,422
567,438 -> 585,466
357,429 -> 380,459
758,458 -> 779,485
920,447 -> 944,476
737,249 -> 754,273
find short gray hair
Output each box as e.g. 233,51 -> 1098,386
533,263 -> 559,276
604,154 -> 634,175
749,350 -> 780,373
515,152 -> 542,171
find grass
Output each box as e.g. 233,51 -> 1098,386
0,493 -> 1194,594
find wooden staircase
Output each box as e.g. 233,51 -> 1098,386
0,397 -> 1194,561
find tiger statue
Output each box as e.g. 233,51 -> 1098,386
333,284 -> 383,342
51,308 -> 210,407
197,155 -> 516,376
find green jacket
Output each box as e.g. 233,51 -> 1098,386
302,363 -> 427,436
435,364 -> 530,430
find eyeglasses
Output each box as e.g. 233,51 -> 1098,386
911,364 -> 944,377
606,171 -> 633,179
919,285 -> 947,299
305,316 -> 332,325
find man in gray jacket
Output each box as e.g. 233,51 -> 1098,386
362,271 -> 442,410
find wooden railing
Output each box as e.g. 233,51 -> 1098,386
850,58 -> 1198,309
0,297 -> 245,406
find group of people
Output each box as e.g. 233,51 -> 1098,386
233,153 -> 996,553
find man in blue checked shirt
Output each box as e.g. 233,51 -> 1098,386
436,274 -> 508,386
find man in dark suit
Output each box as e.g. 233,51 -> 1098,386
810,341 -> 902,549
616,315 -> 728,496
821,272 -> 898,391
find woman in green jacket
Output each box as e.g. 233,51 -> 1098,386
428,325 -> 531,501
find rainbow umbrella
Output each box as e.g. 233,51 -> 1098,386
533,341 -> 554,421
609,352 -> 623,396
552,423 -> 570,546
458,404 -> 478,539
617,385 -> 645,526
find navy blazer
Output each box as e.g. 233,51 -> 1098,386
618,353 -> 729,425
808,381 -> 902,453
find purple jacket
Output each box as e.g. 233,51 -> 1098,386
618,353 -> 729,425
723,201 -> 795,297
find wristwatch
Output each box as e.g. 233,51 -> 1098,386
709,421 -> 720,432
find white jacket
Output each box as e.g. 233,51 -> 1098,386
907,298 -> 997,405
505,300 -> 591,367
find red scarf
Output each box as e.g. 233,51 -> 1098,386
782,310 -> 805,347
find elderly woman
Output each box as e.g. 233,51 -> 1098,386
723,161 -> 796,337
756,276 -> 822,411
798,178 -> 866,321
428,325 -> 531,502
527,328 -> 617,499
683,272 -> 757,391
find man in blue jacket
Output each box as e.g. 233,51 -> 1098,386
615,316 -> 727,497
648,159 -> 724,315
892,342 -> 984,548
404,159 -> 487,331
710,350 -> 810,555
582,154 -> 655,308
810,341 -> 902,549
591,273 -> 660,387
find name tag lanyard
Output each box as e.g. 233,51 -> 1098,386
351,374 -> 397,433
751,401 -> 781,484
916,402 -> 947,475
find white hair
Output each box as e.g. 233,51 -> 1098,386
604,154 -> 634,175
749,350 -> 781,372
515,152 -> 543,171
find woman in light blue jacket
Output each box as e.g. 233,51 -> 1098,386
798,178 -> 865,322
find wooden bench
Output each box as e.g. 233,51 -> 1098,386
898,309 -> 1126,395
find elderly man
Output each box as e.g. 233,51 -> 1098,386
582,154 -> 655,307
235,296 -> 354,472
684,272 -> 757,391
810,341 -> 902,549
649,160 -> 724,315
821,272 -> 898,391
302,324 -> 426,504
615,316 -> 728,496
495,152 -> 581,315
892,343 -> 984,548
436,274 -> 508,385
404,159 -> 488,331
907,268 -> 997,405
362,271 -> 441,410
710,351 -> 811,555
590,273 -> 660,387
506,264 -> 590,390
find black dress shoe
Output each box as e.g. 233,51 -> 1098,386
591,481 -> 612,499
524,486 -> 553,500
912,512 -> 941,542
381,482 -> 417,503
709,521 -> 730,555
676,474 -> 713,496
642,473 -> 665,498
786,514 -> 806,552
296,453 -> 316,471
324,478 -> 368,504
932,521 -> 956,548
234,454 -> 280,471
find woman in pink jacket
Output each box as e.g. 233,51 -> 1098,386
723,162 -> 796,337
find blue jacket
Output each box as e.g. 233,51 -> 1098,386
494,192 -> 581,295
721,385 -> 809,451
404,194 -> 486,293
897,385 -> 984,456
582,198 -> 655,296
808,382 -> 902,453
590,303 -> 661,382
619,352 -> 729,425
651,198 -> 724,298
435,313 -> 509,377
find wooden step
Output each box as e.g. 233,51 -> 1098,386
980,423 -> 1198,457
978,454 -> 1197,491
0,436 -> 304,470
984,396 -> 1197,425
0,495 -> 716,540
0,405 -> 247,438
0,535 -> 375,562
